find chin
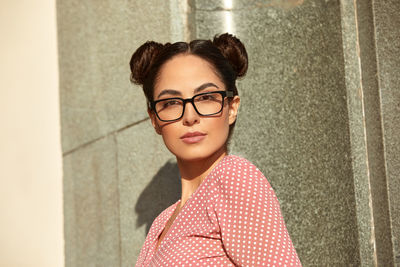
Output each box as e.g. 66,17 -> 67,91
168,144 -> 227,163
172,149 -> 211,162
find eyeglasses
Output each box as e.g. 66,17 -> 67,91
149,90 -> 234,122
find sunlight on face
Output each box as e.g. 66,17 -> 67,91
149,54 -> 239,162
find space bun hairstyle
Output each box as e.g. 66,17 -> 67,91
130,33 -> 248,108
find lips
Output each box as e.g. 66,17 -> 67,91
180,131 -> 207,144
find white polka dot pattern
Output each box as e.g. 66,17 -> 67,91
135,155 -> 302,266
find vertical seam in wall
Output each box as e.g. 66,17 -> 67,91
183,0 -> 190,42
357,0 -> 394,264
338,0 -> 364,264
113,133 -> 122,267
353,0 -> 378,266
168,0 -> 196,42
370,0 -> 396,264
187,0 -> 196,41
169,0 -> 195,42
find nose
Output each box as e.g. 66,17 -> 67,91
182,101 -> 200,126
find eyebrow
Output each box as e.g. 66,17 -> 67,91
156,82 -> 219,99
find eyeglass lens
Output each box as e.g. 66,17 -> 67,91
154,92 -> 224,121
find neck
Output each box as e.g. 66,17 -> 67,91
176,146 -> 227,207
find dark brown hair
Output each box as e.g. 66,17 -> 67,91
129,33 -> 248,143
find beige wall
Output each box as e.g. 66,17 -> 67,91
0,0 -> 64,266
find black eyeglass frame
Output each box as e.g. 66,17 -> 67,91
149,90 -> 234,122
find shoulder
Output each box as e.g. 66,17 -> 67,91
215,154 -> 261,173
214,154 -> 271,191
215,154 -> 267,179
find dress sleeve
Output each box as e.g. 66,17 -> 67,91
214,158 -> 302,266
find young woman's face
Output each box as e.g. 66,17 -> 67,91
149,54 -> 240,162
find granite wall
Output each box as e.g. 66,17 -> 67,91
57,0 -> 399,266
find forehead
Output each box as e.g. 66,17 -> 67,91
154,54 -> 224,96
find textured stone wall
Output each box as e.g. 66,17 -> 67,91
58,1 -> 181,266
194,1 -> 358,265
58,0 -> 399,266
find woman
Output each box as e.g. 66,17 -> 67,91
130,33 -> 301,266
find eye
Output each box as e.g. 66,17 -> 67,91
162,99 -> 181,108
197,94 -> 217,101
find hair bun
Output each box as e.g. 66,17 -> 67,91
130,41 -> 164,85
213,33 -> 248,78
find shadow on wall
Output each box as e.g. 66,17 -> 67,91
135,160 -> 181,235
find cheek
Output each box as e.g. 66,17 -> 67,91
208,111 -> 230,141
158,122 -> 182,153
214,114 -> 230,130
159,123 -> 178,142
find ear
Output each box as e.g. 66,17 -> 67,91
228,96 -> 240,125
147,108 -> 162,135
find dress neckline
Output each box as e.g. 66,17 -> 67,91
173,153 -> 232,209
150,154 -> 232,258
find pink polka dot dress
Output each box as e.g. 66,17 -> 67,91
135,154 -> 302,266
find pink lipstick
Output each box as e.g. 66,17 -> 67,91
180,131 -> 206,144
